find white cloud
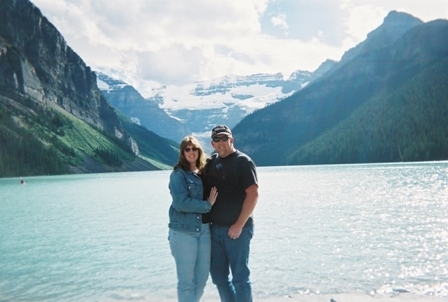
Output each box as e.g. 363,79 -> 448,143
137,45 -> 205,85
341,0 -> 448,23
340,3 -> 387,50
271,13 -> 289,30
31,0 -> 448,94
337,0 -> 448,51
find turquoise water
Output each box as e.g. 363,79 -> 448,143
1,162 -> 448,301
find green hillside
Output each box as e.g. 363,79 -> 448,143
117,111 -> 178,170
0,94 -> 178,177
288,61 -> 448,164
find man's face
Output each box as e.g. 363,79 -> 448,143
211,135 -> 234,158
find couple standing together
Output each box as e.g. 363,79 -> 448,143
168,125 -> 259,302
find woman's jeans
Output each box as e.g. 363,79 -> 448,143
169,224 -> 211,302
210,224 -> 254,302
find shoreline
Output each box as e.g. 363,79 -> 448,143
159,292 -> 448,302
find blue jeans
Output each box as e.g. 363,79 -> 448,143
169,224 -> 211,302
210,224 -> 254,302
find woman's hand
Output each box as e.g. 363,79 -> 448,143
207,187 -> 218,206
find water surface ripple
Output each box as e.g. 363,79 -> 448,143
1,162 -> 447,301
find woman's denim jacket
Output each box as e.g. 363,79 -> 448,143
168,168 -> 211,232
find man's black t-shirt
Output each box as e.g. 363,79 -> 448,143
205,150 -> 258,226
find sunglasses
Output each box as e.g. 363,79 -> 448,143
184,147 -> 199,152
212,136 -> 230,142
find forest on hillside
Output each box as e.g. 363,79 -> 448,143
0,94 -> 177,178
287,61 -> 448,165
0,98 -> 72,177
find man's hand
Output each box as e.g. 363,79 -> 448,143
228,184 -> 258,239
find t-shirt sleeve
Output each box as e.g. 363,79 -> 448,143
239,157 -> 258,190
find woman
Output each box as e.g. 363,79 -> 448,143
168,135 -> 218,302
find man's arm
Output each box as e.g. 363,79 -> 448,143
228,184 -> 259,239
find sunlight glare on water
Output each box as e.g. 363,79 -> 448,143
0,162 -> 447,301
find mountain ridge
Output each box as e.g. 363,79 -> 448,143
320,10 -> 424,81
232,17 -> 448,166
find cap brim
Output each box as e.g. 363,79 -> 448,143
211,133 -> 232,138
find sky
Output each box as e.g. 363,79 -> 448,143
31,0 -> 448,97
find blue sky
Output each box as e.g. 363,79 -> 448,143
260,0 -> 346,45
31,0 -> 448,96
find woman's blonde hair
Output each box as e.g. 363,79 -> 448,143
173,136 -> 207,171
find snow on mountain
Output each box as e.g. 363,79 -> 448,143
150,81 -> 288,113
143,70 -> 323,134
97,76 -> 127,92
97,60 -> 335,143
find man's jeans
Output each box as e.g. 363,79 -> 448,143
169,224 -> 211,302
210,224 -> 254,302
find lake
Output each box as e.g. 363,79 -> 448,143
1,161 -> 447,301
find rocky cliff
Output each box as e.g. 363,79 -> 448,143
0,0 -> 181,177
0,0 -> 123,138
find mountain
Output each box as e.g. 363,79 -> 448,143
232,14 -> 448,166
149,64 -> 335,133
97,73 -> 189,142
321,10 -> 424,80
99,61 -> 334,143
0,0 -> 178,177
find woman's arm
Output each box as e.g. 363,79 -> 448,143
169,170 -> 213,213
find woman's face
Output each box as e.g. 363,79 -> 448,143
183,143 -> 199,165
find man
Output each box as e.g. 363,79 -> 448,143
205,125 -> 259,302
